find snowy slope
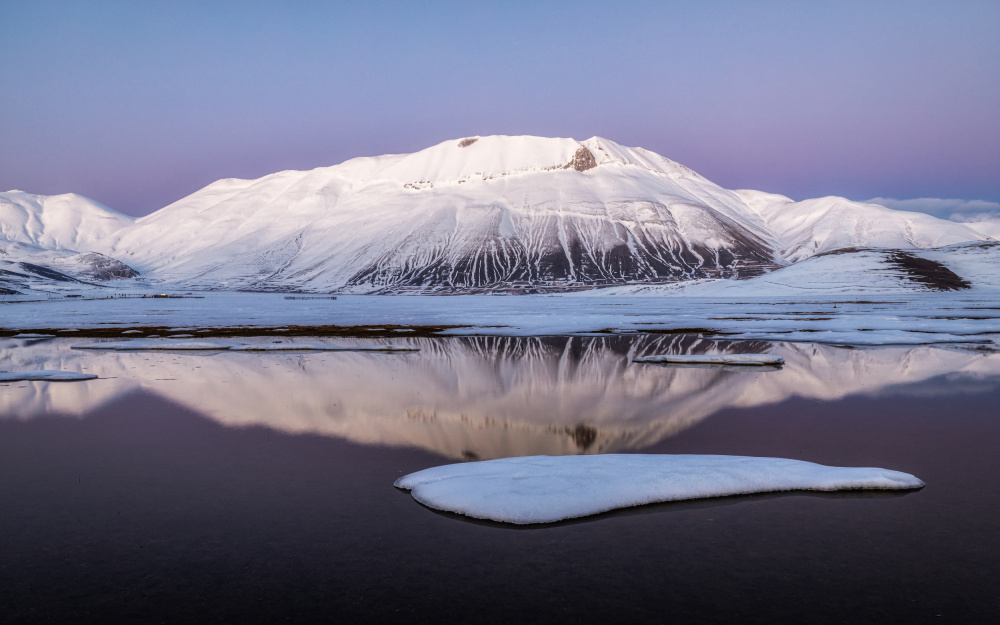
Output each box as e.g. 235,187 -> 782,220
0,191 -> 134,251
966,221 -> 1000,240
0,239 -> 139,294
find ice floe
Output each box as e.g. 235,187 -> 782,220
228,343 -> 418,352
0,370 -> 98,382
72,340 -> 237,351
634,354 -> 784,366
10,333 -> 56,339
722,330 -> 994,346
395,454 -> 925,524
70,339 -> 418,352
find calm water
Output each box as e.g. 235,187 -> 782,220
2,335 -> 999,623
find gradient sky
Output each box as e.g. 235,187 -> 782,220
1,0 -> 998,216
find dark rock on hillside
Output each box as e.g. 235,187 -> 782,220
73,253 -> 140,280
887,251 -> 971,291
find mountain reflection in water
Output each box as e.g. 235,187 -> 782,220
2,335 -> 999,460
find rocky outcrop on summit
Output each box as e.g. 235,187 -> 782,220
568,146 -> 597,172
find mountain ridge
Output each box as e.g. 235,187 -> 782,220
2,135 -> 993,294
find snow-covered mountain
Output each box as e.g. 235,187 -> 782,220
96,136 -> 783,292
0,191 -> 134,250
1,135 -> 993,293
735,190 -> 988,262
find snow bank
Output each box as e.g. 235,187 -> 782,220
0,370 -> 98,382
395,454 -> 924,524
634,354 -> 784,366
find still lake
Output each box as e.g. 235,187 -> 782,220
2,334 -> 998,623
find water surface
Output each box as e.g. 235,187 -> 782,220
2,335 -> 998,623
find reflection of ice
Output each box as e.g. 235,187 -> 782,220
0,370 -> 98,381
70,339 -> 419,352
634,353 -> 784,366
2,336 -> 1000,460
395,454 -> 925,524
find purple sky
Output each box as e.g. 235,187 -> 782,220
1,1 -> 998,216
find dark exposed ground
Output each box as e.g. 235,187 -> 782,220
812,247 -> 973,291
887,251 -> 971,291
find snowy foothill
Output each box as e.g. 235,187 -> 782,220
0,370 -> 97,382
634,354 -> 784,366
394,454 -> 925,525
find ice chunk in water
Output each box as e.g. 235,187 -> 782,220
0,370 -> 98,382
633,354 -> 784,366
395,454 -> 924,525
228,343 -> 418,352
71,340 -> 236,351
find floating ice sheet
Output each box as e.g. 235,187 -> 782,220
0,370 -> 98,382
10,333 -> 56,339
634,354 -> 784,366
228,343 -> 418,352
72,340 -> 237,351
70,340 -> 418,352
723,330 -> 994,346
395,454 -> 925,525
